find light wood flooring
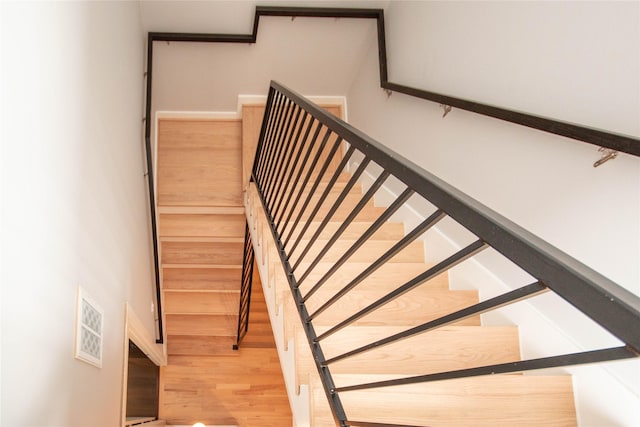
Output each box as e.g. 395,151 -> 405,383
159,267 -> 293,426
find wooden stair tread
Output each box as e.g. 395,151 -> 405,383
159,212 -> 245,238
308,288 -> 480,327
164,291 -> 240,315
163,266 -> 241,292
167,335 -> 237,357
290,239 -> 424,264
161,240 -> 244,265
162,263 -> 243,269
295,262 -> 449,292
161,236 -> 244,243
158,205 -> 245,215
328,374 -> 576,427
166,314 -> 237,337
164,289 -> 240,293
300,326 -> 520,374
289,204 -> 387,221
286,220 -> 405,240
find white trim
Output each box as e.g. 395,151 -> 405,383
238,94 -> 268,109
156,111 -> 242,120
121,304 -> 167,427
125,304 -> 166,366
154,94 -> 347,123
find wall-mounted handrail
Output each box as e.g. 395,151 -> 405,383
250,80 -> 640,426
143,4 -> 639,344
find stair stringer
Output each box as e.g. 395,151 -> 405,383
245,184 -> 316,427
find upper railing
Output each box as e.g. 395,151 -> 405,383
250,81 -> 640,426
143,5 -> 639,343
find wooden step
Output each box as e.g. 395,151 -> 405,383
306,326 -> 520,374
258,174 -> 356,210
295,262 -> 449,294
166,314 -> 237,337
286,220 -> 405,241
282,191 -> 382,221
327,374 -> 576,426
158,206 -> 245,215
167,335 -> 237,357
164,290 -> 240,315
282,202 -> 387,223
162,267 -> 241,291
157,119 -> 243,207
161,353 -> 291,425
296,325 -> 521,402
308,288 -> 480,327
268,261 -> 451,329
161,241 -> 243,265
290,239 -> 424,266
159,213 -> 245,238
286,175 -> 361,195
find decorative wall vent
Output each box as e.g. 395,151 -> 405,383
75,287 -> 104,368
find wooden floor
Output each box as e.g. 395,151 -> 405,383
159,269 -> 293,426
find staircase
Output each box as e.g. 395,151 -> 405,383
156,117 -> 292,425
157,118 -> 246,355
152,83 -> 639,426
239,81 -> 639,426
246,173 -> 577,426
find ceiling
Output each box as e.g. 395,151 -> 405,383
141,1 -> 390,113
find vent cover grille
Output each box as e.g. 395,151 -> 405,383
75,287 -> 104,367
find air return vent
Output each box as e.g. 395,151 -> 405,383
75,287 -> 104,368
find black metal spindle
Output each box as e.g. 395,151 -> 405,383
255,95 -> 282,188
272,113 -> 314,232
304,208 -> 443,305
295,168 -> 389,283
255,91 -> 284,185
252,86 -> 277,183
274,121 -> 324,238
259,94 -> 290,189
252,172 -> 349,427
264,103 -> 302,209
234,222 -> 255,349
262,100 -> 296,211
280,129 -> 341,247
288,146 -> 360,265
268,110 -> 309,222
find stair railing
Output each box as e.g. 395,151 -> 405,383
144,5 -> 639,345
234,221 -> 255,350
250,81 -> 640,427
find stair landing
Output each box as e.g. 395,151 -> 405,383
159,273 -> 292,426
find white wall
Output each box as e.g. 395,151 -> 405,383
350,0 -> 640,292
1,1 -> 158,426
346,1 -> 639,425
151,17 -> 376,113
